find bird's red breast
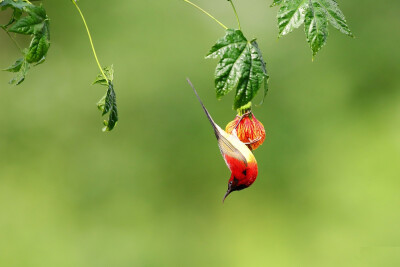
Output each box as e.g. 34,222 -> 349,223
225,155 -> 258,187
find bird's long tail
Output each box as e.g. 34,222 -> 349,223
186,78 -> 220,138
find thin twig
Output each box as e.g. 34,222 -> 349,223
183,0 -> 228,30
228,0 -> 241,30
71,0 -> 108,83
1,26 -> 23,52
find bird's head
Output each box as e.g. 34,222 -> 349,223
223,174 -> 256,202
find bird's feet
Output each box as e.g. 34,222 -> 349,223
233,111 -> 252,131
244,136 -> 261,145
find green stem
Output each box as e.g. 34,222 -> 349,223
71,0 -> 108,83
183,0 -> 228,30
228,0 -> 241,30
237,102 -> 252,116
1,26 -> 23,53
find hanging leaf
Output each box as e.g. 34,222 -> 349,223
305,0 -> 328,56
8,5 -> 48,35
206,29 -> 268,109
3,58 -> 24,72
4,58 -> 30,85
26,28 -> 50,63
1,2 -> 50,85
93,65 -> 114,86
319,0 -> 353,37
273,0 -> 353,56
93,65 -> 118,132
277,0 -> 308,36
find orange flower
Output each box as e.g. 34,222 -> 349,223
226,112 -> 266,150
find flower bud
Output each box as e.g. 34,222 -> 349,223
226,112 -> 265,150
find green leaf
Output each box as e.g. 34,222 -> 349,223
3,58 -> 24,72
3,8 -> 23,27
206,29 -> 247,98
93,65 -> 118,131
7,58 -> 30,85
274,0 -> 352,56
318,0 -> 353,36
8,4 -> 50,64
253,41 -> 269,105
101,82 -> 118,132
93,65 -> 114,85
234,40 -> 269,108
26,32 -> 50,63
277,0 -> 308,36
8,14 -> 42,34
206,29 -> 268,109
25,4 -> 47,21
96,94 -> 107,112
8,5 -> 48,35
304,0 -> 328,56
1,2 -> 50,85
0,0 -> 30,10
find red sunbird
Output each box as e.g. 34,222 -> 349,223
187,79 -> 258,202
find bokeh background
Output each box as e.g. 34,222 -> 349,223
1,0 -> 400,266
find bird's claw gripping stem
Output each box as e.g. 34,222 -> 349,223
244,136 -> 261,145
233,111 -> 252,131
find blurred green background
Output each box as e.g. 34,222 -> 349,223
1,0 -> 400,266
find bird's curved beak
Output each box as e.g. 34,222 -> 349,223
223,186 -> 232,203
